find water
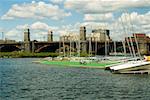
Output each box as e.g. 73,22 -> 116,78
0,58 -> 150,100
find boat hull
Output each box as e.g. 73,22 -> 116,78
112,64 -> 150,74
108,61 -> 150,74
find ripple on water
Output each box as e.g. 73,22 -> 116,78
1,58 -> 150,100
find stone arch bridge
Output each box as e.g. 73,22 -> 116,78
1,41 -> 145,55
0,41 -> 126,55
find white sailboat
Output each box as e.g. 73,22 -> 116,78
106,60 -> 150,74
106,12 -> 150,74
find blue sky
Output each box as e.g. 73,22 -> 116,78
0,0 -> 150,41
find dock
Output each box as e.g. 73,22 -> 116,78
36,60 -> 121,69
118,70 -> 150,74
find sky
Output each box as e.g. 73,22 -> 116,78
0,0 -> 150,41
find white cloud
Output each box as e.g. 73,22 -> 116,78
5,28 -> 50,41
16,21 -> 58,31
64,0 -> 150,39
109,11 -> 150,40
5,29 -> 23,41
3,10 -> 150,42
31,21 -> 59,31
6,21 -> 60,41
31,22 -> 50,30
65,0 -> 150,14
62,11 -> 150,41
84,13 -> 114,21
60,22 -> 82,35
50,0 -> 64,4
0,27 -> 4,32
16,24 -> 29,30
1,1 -> 71,20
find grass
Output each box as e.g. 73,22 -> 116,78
40,60 -> 120,68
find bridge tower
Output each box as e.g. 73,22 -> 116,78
80,26 -> 87,53
24,28 -> 31,52
47,30 -> 53,42
80,26 -> 86,41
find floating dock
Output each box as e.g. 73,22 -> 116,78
38,60 -> 121,69
116,70 -> 150,74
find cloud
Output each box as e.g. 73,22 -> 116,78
50,0 -> 64,4
84,13 -> 114,21
64,0 -> 150,39
0,27 -> 4,32
3,10 -> 150,42
6,21 -> 60,41
16,24 -> 29,30
5,29 -> 23,41
1,1 -> 71,20
16,21 -> 58,31
31,21 -> 58,31
5,28 -> 49,41
109,11 -> 150,40
31,21 -> 50,30
60,11 -> 150,41
65,0 -> 150,14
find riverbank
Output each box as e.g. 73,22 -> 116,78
0,52 -> 90,58
0,52 -> 59,58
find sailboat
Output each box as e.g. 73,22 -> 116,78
106,59 -> 150,74
105,12 -> 150,74
105,33 -> 150,74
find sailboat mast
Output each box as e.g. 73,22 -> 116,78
89,36 -> 91,57
122,41 -> 127,57
114,41 -> 116,56
63,36 -> 65,57
69,34 -> 71,57
128,13 -> 142,60
120,17 -> 133,57
59,37 -> 61,56
95,37 -> 97,56
79,34 -> 80,57
123,10 -> 137,59
105,33 -> 107,56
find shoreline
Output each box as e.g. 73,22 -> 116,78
0,51 -> 90,58
0,52 -> 59,58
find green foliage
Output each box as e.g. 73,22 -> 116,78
0,51 -> 59,58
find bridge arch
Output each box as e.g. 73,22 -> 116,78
0,45 -> 21,52
35,44 -> 77,53
35,45 -> 59,52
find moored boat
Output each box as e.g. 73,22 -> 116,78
105,59 -> 150,74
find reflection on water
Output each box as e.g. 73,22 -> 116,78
0,58 -> 150,100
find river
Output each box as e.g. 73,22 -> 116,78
0,58 -> 150,100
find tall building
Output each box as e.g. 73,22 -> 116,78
24,28 -> 31,52
91,29 -> 110,42
24,28 -> 30,42
80,26 -> 87,53
47,30 -> 53,42
80,26 -> 86,41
